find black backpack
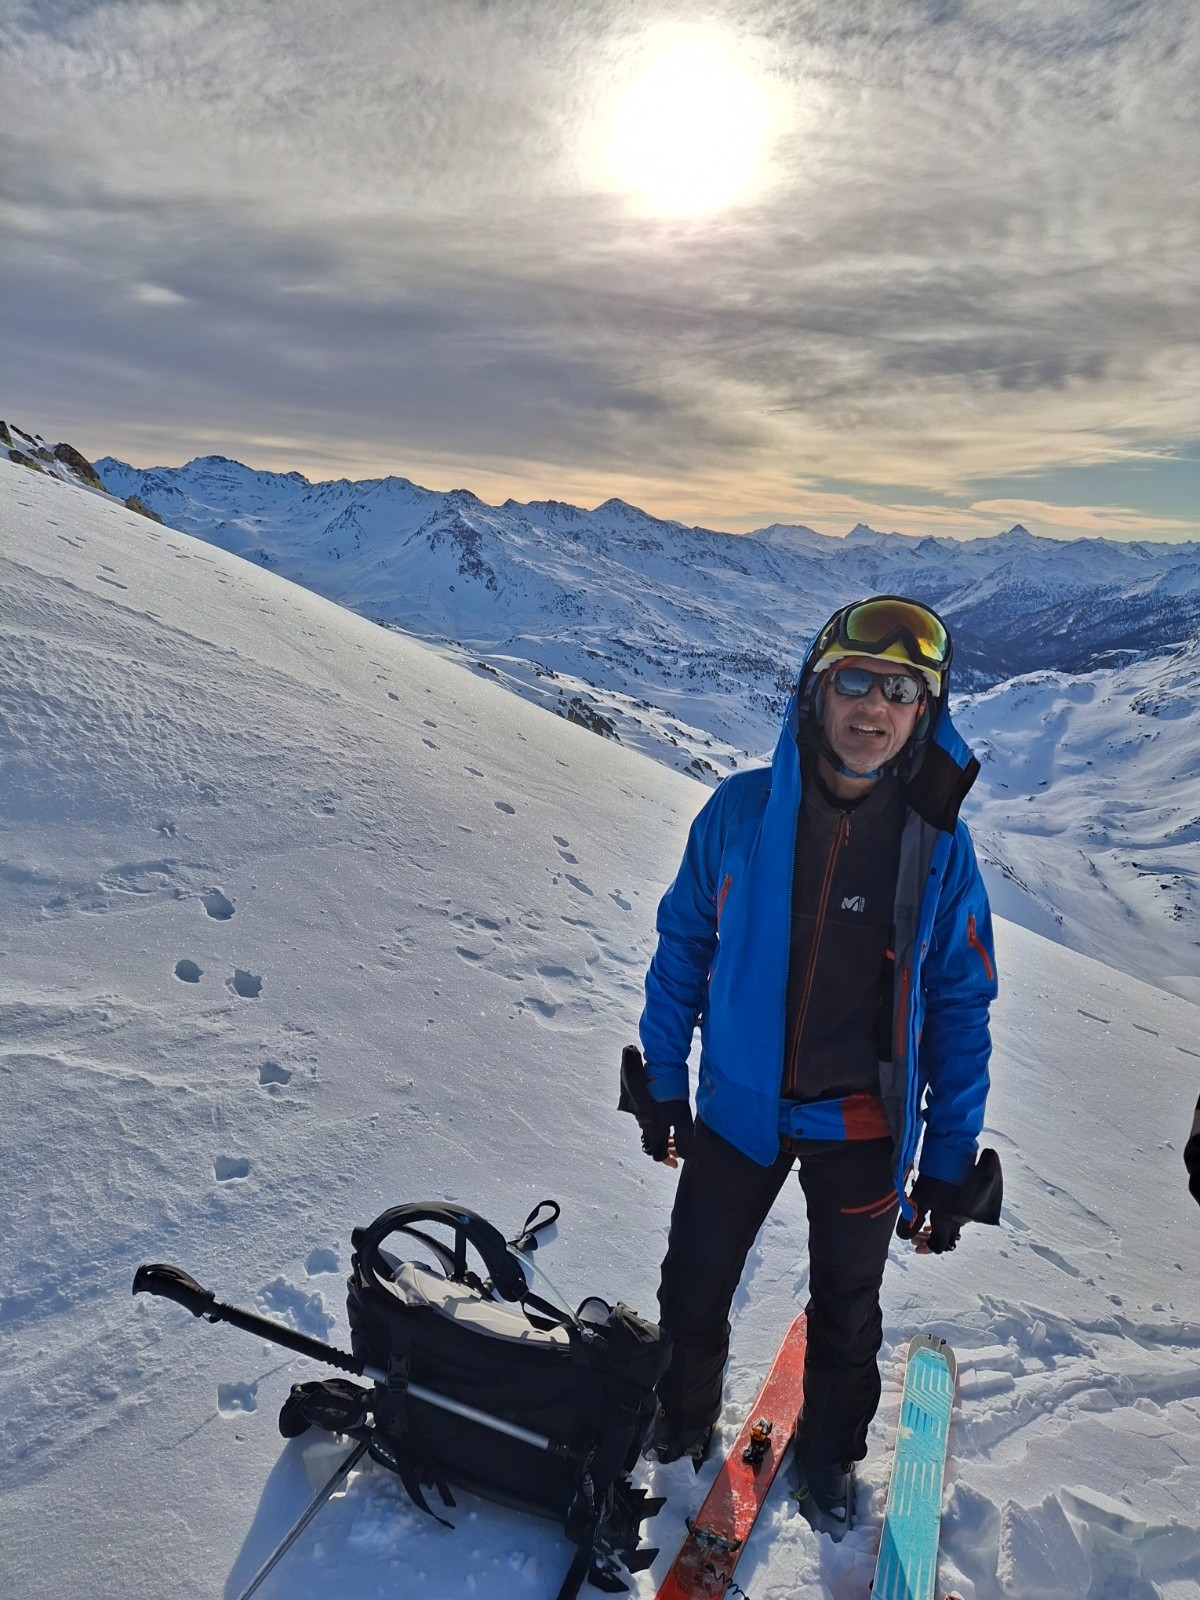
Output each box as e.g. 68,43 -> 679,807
280,1201 -> 670,1597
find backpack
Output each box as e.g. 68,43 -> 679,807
280,1201 -> 670,1597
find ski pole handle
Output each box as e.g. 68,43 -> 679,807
133,1261 -> 366,1376
133,1263 -> 219,1318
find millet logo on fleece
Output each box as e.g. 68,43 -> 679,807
841,895 -> 866,912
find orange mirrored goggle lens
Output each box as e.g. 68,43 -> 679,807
840,598 -> 950,669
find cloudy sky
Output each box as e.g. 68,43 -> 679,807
3,0 -> 1198,538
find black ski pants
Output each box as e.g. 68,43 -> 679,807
655,1120 -> 900,1467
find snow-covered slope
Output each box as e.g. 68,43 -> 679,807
86,450 -> 1200,997
960,646 -> 1200,1004
84,452 -> 1200,996
3,460 -> 1199,1600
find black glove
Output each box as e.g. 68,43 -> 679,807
897,1148 -> 1003,1254
897,1173 -> 965,1253
1185,1095 -> 1200,1207
617,1044 -> 695,1163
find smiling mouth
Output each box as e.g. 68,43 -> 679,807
848,722 -> 887,738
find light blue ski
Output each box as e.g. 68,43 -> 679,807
872,1334 -> 957,1600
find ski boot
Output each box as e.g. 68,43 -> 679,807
794,1457 -> 856,1541
642,1406 -> 715,1470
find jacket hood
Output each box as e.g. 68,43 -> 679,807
774,620 -> 981,834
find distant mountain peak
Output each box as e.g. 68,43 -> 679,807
751,522 -> 826,546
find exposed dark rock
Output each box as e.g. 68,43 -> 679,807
53,442 -> 105,491
125,494 -> 164,523
558,695 -> 619,740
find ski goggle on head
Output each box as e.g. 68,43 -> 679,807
811,596 -> 951,697
829,665 -> 925,706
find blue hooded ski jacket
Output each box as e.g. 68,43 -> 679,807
639,645 -> 997,1217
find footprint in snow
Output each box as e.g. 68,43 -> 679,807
522,997 -> 560,1020
564,874 -> 594,898
214,1157 -> 250,1182
201,887 -> 235,920
609,891 -> 632,911
227,969 -> 262,999
217,1381 -> 257,1415
305,1248 -> 340,1276
175,959 -> 202,983
494,800 -> 515,815
260,1278 -> 334,1339
258,1060 -> 292,1089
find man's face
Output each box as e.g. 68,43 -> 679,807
819,656 -> 925,773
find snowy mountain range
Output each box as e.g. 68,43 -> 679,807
3,459 -> 1198,1600
5,429 -> 1198,997
92,451 -> 1200,712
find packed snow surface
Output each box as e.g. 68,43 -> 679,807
2,462 -> 1199,1600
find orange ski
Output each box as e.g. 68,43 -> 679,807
655,1314 -> 808,1599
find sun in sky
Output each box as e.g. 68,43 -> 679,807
602,34 -> 782,216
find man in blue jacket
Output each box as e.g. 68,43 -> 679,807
621,595 -> 999,1536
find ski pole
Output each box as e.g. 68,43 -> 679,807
133,1263 -> 571,1455
134,1263 -> 366,1371
234,1438 -> 369,1600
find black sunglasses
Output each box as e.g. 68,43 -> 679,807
829,665 -> 925,706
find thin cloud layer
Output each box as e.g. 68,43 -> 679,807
3,0 -> 1197,537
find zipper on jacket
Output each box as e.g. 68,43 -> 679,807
966,913 -> 994,981
716,873 -> 733,926
894,963 -> 911,1063
784,810 -> 851,1096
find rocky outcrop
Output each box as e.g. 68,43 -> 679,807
53,442 -> 106,492
125,494 -> 164,523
